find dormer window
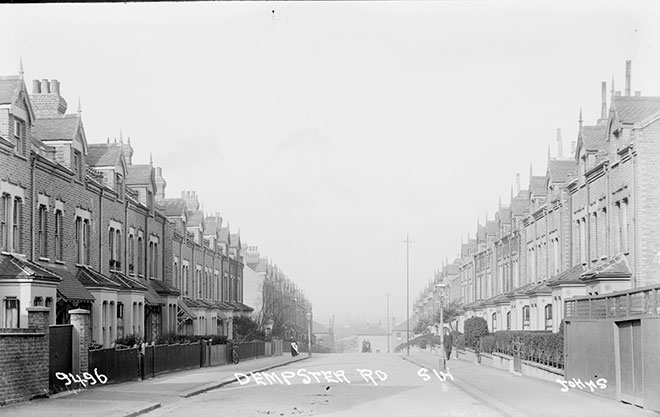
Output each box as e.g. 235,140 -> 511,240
13,119 -> 24,156
116,173 -> 123,196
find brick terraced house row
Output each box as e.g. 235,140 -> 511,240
414,61 -> 660,334
0,68 -> 251,347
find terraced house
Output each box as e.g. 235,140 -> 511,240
414,61 -> 660,335
0,67 -> 250,347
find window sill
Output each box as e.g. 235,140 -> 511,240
13,153 -> 28,161
55,260 -> 65,265
38,257 -> 50,262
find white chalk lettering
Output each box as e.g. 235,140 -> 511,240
235,372 -> 251,386
375,370 -> 388,383
280,371 -> 295,385
321,370 -> 339,383
556,377 -> 607,392
251,372 -> 268,386
417,368 -> 431,382
262,372 -> 283,385
308,371 -> 323,383
432,369 -> 455,381
55,369 -> 108,390
334,370 -> 351,384
297,369 -> 312,384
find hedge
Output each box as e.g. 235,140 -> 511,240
464,317 -> 489,349
493,330 -> 564,368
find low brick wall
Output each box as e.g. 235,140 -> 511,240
0,308 -> 50,406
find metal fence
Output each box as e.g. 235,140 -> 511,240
89,347 -> 140,384
565,284 -> 660,319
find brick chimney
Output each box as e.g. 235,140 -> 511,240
181,190 -> 200,211
154,166 -> 167,200
30,78 -> 68,116
556,128 -> 563,157
625,60 -> 631,96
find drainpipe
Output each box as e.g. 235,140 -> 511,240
31,156 -> 37,262
99,188 -> 104,271
632,147 -> 637,286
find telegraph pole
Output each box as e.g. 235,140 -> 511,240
386,292 -> 391,353
403,235 -> 413,356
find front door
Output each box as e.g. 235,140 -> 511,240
618,320 -> 643,406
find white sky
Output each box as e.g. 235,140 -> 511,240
2,0 -> 659,328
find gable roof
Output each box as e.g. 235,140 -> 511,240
160,198 -> 187,217
45,263 -> 95,302
187,210 -> 204,227
393,319 -> 414,332
126,164 -> 153,186
548,263 -> 586,286
87,143 -> 123,167
530,176 -> 547,197
547,159 -> 578,184
32,114 -> 82,142
0,254 -> 61,283
612,96 -> 660,125
581,254 -> 632,281
0,76 -> 21,105
230,233 -> 241,248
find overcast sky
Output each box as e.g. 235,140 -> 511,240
2,1 -> 659,328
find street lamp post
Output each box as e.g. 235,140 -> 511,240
306,312 -> 312,358
436,283 -> 447,371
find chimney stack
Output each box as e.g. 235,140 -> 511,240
556,128 -> 563,157
601,81 -> 607,119
50,79 -> 60,95
40,79 -> 50,94
625,60 -> 631,96
635,91 -> 641,97
32,80 -> 41,93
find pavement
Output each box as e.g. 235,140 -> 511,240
403,348 -> 660,417
0,353 -> 308,417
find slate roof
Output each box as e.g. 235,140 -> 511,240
42,263 -> 94,302
110,272 -> 148,291
77,266 -> 121,289
126,164 -> 152,186
581,254 -> 632,280
178,298 -> 197,319
497,207 -> 511,224
149,278 -> 180,296
483,293 -> 510,305
230,234 -> 241,248
32,115 -> 81,142
548,263 -> 586,286
612,96 -> 660,125
486,220 -> 498,236
187,210 -> 204,227
218,227 -> 230,243
159,198 -> 186,217
87,143 -> 122,167
357,325 -> 388,336
547,159 -> 578,183
0,254 -> 61,283
204,217 -> 222,234
0,76 -> 20,105
581,125 -> 607,152
525,281 -> 552,295
530,176 -> 547,196
511,192 -> 529,216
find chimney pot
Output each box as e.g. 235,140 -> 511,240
32,80 -> 41,93
556,128 -> 563,157
635,91 -> 641,97
600,81 -> 607,119
625,60 -> 631,96
515,173 -> 521,194
40,79 -> 50,94
50,79 -> 60,95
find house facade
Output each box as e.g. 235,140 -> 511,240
0,68 -> 251,346
413,61 -> 660,335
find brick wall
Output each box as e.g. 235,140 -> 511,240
0,307 -> 50,406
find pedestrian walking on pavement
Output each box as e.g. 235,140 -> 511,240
290,338 -> 299,357
444,328 -> 453,360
